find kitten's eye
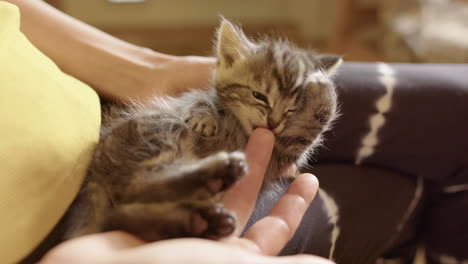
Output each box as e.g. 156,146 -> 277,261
252,91 -> 268,103
287,109 -> 297,113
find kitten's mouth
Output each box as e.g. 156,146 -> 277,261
251,122 -> 283,135
272,126 -> 283,135
252,123 -> 283,135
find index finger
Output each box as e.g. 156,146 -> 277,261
222,128 -> 275,234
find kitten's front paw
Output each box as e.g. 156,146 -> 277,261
190,203 -> 236,239
185,114 -> 219,137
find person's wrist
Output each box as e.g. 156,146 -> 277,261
167,55 -> 216,92
155,55 -> 216,96
130,47 -> 177,98
140,50 -> 217,97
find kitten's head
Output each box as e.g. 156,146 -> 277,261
214,19 -> 340,157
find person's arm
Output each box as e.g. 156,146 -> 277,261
4,0 -> 216,101
39,129 -> 333,264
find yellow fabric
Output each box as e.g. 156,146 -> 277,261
0,2 -> 101,263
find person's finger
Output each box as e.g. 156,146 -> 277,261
223,128 -> 275,233
243,173 -> 319,255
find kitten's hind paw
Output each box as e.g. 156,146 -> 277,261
190,203 -> 236,239
203,151 -> 247,194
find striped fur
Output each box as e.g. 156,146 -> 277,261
214,19 -> 341,178
41,19 -> 342,254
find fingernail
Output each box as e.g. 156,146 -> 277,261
301,173 -> 318,184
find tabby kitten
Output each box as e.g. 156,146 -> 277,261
66,19 -> 341,243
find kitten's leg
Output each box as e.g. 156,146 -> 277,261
124,151 -> 247,203
106,201 -> 236,241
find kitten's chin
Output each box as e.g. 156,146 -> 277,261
240,120 -> 261,135
239,121 -> 254,136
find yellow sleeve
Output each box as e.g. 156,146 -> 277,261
0,2 -> 101,263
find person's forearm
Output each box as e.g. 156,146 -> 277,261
5,0 -> 173,100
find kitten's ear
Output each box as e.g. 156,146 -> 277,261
319,55 -> 343,76
216,18 -> 253,68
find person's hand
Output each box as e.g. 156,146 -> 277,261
40,129 -> 332,264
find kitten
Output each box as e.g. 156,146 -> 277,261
61,19 -> 341,247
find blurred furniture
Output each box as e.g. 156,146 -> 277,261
328,0 -> 383,61
46,0 -> 337,55
329,0 -> 468,63
46,0 -> 468,62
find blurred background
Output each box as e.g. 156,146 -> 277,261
45,0 -> 468,63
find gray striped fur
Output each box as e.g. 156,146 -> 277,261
61,19 -> 342,246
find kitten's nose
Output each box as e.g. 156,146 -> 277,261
267,118 -> 280,130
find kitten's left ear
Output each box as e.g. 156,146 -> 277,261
319,55 -> 343,76
216,18 -> 254,68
